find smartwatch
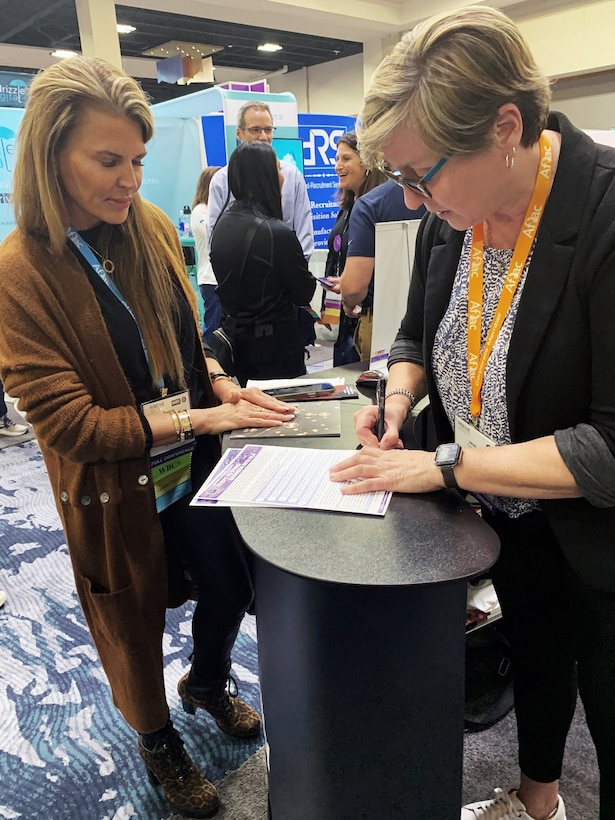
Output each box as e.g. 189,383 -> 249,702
434,443 -> 462,490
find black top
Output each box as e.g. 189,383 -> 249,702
70,227 -> 206,438
389,112 -> 615,592
210,205 -> 315,327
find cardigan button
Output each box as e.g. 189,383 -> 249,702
99,492 -> 110,504
80,495 -> 92,506
137,474 -> 149,486
60,491 -> 69,503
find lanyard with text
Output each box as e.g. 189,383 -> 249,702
467,132 -> 553,419
67,228 -> 166,394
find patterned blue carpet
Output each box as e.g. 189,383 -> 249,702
0,440 -> 262,819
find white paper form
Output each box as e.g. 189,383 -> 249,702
190,444 -> 392,516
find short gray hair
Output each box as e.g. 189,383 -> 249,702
358,5 -> 551,166
237,101 -> 273,129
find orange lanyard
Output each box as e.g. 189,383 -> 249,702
467,133 -> 553,419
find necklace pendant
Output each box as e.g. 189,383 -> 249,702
102,258 -> 115,275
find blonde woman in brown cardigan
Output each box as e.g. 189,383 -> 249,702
0,56 -> 295,818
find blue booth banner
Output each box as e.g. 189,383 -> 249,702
299,113 -> 356,250
0,107 -> 24,243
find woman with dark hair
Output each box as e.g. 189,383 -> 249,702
322,132 -> 386,365
210,141 -> 316,386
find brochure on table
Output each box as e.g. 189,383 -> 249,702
229,400 -> 341,439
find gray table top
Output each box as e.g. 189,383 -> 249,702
228,364 -> 500,587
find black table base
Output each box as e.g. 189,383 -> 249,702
255,560 -> 469,820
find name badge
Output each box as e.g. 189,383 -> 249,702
454,415 -> 496,449
455,416 -> 498,515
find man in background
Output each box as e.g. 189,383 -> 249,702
340,180 -> 425,361
207,101 -> 314,260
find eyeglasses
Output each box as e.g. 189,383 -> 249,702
240,126 -> 276,136
377,156 -> 448,199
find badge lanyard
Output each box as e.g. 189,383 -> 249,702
467,133 -> 553,419
67,228 -> 166,395
68,229 -> 195,512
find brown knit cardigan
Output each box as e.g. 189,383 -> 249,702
0,203 -> 218,733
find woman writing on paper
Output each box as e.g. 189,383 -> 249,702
330,7 -> 615,819
0,56 -> 296,819
210,141 -> 316,386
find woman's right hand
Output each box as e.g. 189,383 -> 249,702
192,399 -> 294,436
354,404 -> 405,450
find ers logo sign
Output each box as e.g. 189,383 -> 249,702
303,128 -> 346,166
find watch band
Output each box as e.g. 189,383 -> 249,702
439,464 -> 459,490
209,371 -> 233,383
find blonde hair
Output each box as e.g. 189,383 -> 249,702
13,56 -> 190,388
192,166 -> 221,209
359,5 -> 551,166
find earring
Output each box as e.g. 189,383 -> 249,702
505,146 -> 516,169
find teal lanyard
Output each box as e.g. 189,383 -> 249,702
67,228 -> 165,393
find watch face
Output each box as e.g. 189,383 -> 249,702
436,443 -> 461,466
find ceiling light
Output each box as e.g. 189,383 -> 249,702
51,49 -> 78,58
117,24 -> 136,34
257,43 -> 283,53
143,40 -> 223,59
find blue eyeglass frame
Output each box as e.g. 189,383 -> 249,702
379,156 -> 448,199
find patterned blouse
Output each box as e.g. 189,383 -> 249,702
432,229 -> 539,518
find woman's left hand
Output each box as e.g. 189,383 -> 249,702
217,383 -> 296,417
329,447 -> 444,495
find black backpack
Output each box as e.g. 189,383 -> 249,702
464,620 -> 514,732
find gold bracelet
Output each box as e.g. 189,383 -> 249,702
169,410 -> 182,442
177,409 -> 194,441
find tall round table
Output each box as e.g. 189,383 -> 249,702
229,364 -> 500,820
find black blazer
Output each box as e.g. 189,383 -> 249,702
389,112 -> 615,592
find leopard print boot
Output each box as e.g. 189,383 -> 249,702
178,673 -> 261,739
138,722 -> 219,818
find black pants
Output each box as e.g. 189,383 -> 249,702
485,508 -> 615,816
160,437 -> 254,686
333,313 -> 360,367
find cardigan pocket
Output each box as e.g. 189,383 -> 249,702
78,576 -> 149,655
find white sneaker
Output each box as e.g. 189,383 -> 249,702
462,788 -> 566,819
0,414 -> 29,436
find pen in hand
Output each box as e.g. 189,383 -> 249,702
376,376 -> 387,442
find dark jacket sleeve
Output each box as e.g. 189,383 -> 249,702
271,220 -> 316,306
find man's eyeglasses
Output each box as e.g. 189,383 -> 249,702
241,126 -> 276,136
377,156 -> 448,199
